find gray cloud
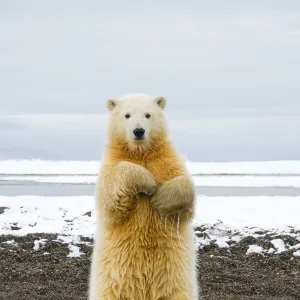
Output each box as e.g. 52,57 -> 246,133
0,1 -> 300,160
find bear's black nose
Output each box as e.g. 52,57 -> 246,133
133,128 -> 145,139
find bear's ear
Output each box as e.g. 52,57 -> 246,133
154,96 -> 167,110
106,98 -> 119,111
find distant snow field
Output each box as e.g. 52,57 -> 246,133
1,159 -> 300,175
1,174 -> 300,188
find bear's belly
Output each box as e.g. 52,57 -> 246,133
100,196 -> 193,299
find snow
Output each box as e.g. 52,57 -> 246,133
0,159 -> 300,175
3,239 -> 17,246
0,195 -> 300,257
194,196 -> 300,229
1,195 -> 300,237
193,176 -> 300,187
246,245 -> 264,255
271,239 -> 287,253
186,160 -> 300,175
67,244 -> 84,258
214,237 -> 229,248
0,160 -> 101,175
33,239 -> 47,251
0,196 -> 95,237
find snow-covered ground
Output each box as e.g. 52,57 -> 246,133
1,159 -> 300,175
1,195 -> 300,235
1,195 -> 300,258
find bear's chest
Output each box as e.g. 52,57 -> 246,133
127,156 -> 184,184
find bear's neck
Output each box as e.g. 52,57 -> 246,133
105,134 -> 176,164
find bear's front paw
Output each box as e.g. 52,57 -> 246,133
141,178 -> 158,196
114,161 -> 158,197
150,176 -> 195,215
150,186 -> 189,215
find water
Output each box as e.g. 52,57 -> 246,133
1,179 -> 300,197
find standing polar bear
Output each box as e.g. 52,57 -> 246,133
89,93 -> 198,300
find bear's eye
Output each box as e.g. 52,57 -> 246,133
145,113 -> 151,119
125,113 -> 131,119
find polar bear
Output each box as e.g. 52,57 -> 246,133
89,93 -> 198,300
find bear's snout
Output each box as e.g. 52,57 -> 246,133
133,128 -> 145,140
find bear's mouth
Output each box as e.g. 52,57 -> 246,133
133,136 -> 145,141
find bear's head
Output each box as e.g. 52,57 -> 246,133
106,93 -> 168,152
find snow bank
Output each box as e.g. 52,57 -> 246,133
0,196 -> 95,237
194,195 -> 300,229
0,159 -> 300,175
186,160 -> 300,175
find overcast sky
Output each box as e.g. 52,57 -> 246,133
0,1 -> 300,161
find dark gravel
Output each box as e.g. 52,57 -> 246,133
0,233 -> 299,300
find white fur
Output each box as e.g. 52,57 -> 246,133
107,93 -> 168,146
89,93 -> 198,300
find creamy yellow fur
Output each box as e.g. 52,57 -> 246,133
89,94 -> 198,300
